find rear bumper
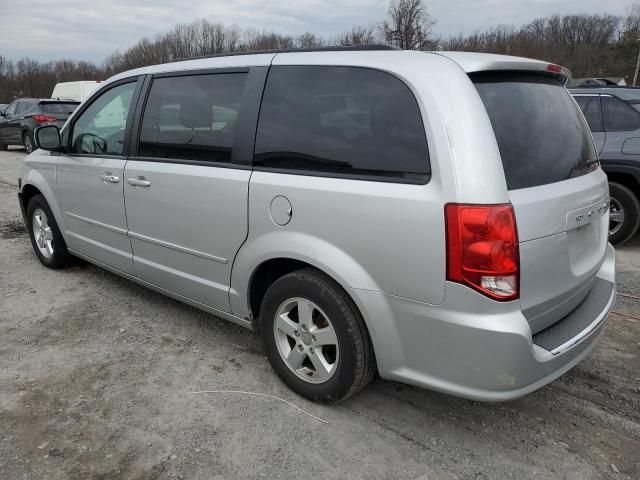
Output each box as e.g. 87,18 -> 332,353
351,243 -> 616,402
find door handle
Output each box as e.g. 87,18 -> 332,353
127,176 -> 151,187
99,173 -> 120,184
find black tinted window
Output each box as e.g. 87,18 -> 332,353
473,73 -> 597,190
139,73 -> 247,163
40,102 -> 79,114
573,96 -> 603,132
254,66 -> 429,183
602,96 -> 640,132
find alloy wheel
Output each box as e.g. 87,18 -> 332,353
32,208 -> 54,258
609,196 -> 625,237
273,297 -> 339,384
24,134 -> 34,153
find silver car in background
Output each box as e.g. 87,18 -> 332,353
19,46 -> 615,403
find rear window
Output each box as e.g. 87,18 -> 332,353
254,66 -> 429,183
40,102 -> 79,114
473,73 -> 598,190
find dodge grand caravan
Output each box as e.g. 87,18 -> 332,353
19,46 -> 616,403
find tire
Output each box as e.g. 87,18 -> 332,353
23,131 -> 35,154
26,194 -> 70,269
608,182 -> 640,246
260,268 -> 376,403
0,143 -> 7,151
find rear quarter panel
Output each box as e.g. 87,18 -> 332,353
230,51 -> 508,318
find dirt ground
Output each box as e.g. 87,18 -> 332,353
1,146 -> 639,480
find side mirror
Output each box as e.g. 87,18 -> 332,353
34,125 -> 62,151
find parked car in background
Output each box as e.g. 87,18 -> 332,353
571,86 -> 640,245
0,104 -> 7,112
0,98 -> 79,153
20,48 -> 615,403
51,81 -> 102,103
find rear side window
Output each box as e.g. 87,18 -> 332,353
602,96 -> 640,132
39,102 -> 79,114
254,66 -> 429,183
16,102 -> 33,114
573,96 -> 603,132
138,73 -> 247,163
473,73 -> 598,190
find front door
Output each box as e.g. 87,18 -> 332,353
124,70 -> 254,312
0,101 -> 20,143
56,79 -> 141,274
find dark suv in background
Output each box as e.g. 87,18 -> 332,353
571,86 -> 640,245
0,98 -> 79,153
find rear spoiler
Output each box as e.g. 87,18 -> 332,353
435,52 -> 572,85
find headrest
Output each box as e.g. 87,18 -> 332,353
180,97 -> 212,129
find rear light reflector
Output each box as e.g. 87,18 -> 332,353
32,115 -> 57,124
445,203 -> 519,301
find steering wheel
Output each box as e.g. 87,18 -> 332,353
74,133 -> 107,155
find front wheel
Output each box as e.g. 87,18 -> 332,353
26,194 -> 70,269
260,268 -> 376,403
608,182 -> 640,246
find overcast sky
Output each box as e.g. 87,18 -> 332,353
0,0 -> 635,63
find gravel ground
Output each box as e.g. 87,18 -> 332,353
1,146 -> 639,480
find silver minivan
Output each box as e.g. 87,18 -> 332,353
19,46 -> 616,403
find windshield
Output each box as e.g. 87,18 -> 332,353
39,102 -> 79,115
472,72 -> 598,190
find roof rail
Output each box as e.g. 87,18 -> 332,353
171,44 -> 400,63
569,84 -> 640,90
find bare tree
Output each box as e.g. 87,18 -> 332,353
382,0 -> 436,50
296,32 -> 324,48
334,25 -> 378,46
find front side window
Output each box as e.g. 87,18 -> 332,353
138,73 -> 247,163
4,102 -> 17,115
254,66 -> 429,182
71,81 -> 136,156
573,96 -> 603,132
602,96 -> 640,132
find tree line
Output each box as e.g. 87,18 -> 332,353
1,0 -> 639,103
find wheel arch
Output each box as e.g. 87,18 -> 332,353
606,171 -> 640,199
21,169 -> 67,236
230,231 -> 383,323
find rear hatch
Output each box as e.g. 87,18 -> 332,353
38,101 -> 79,128
472,72 -> 608,333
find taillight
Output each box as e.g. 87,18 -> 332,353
445,203 -> 519,301
32,115 -> 57,124
546,63 -> 563,74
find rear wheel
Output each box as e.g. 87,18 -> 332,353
0,143 -> 7,151
608,182 -> 640,246
23,131 -> 35,154
260,268 -> 375,403
26,194 -> 70,269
